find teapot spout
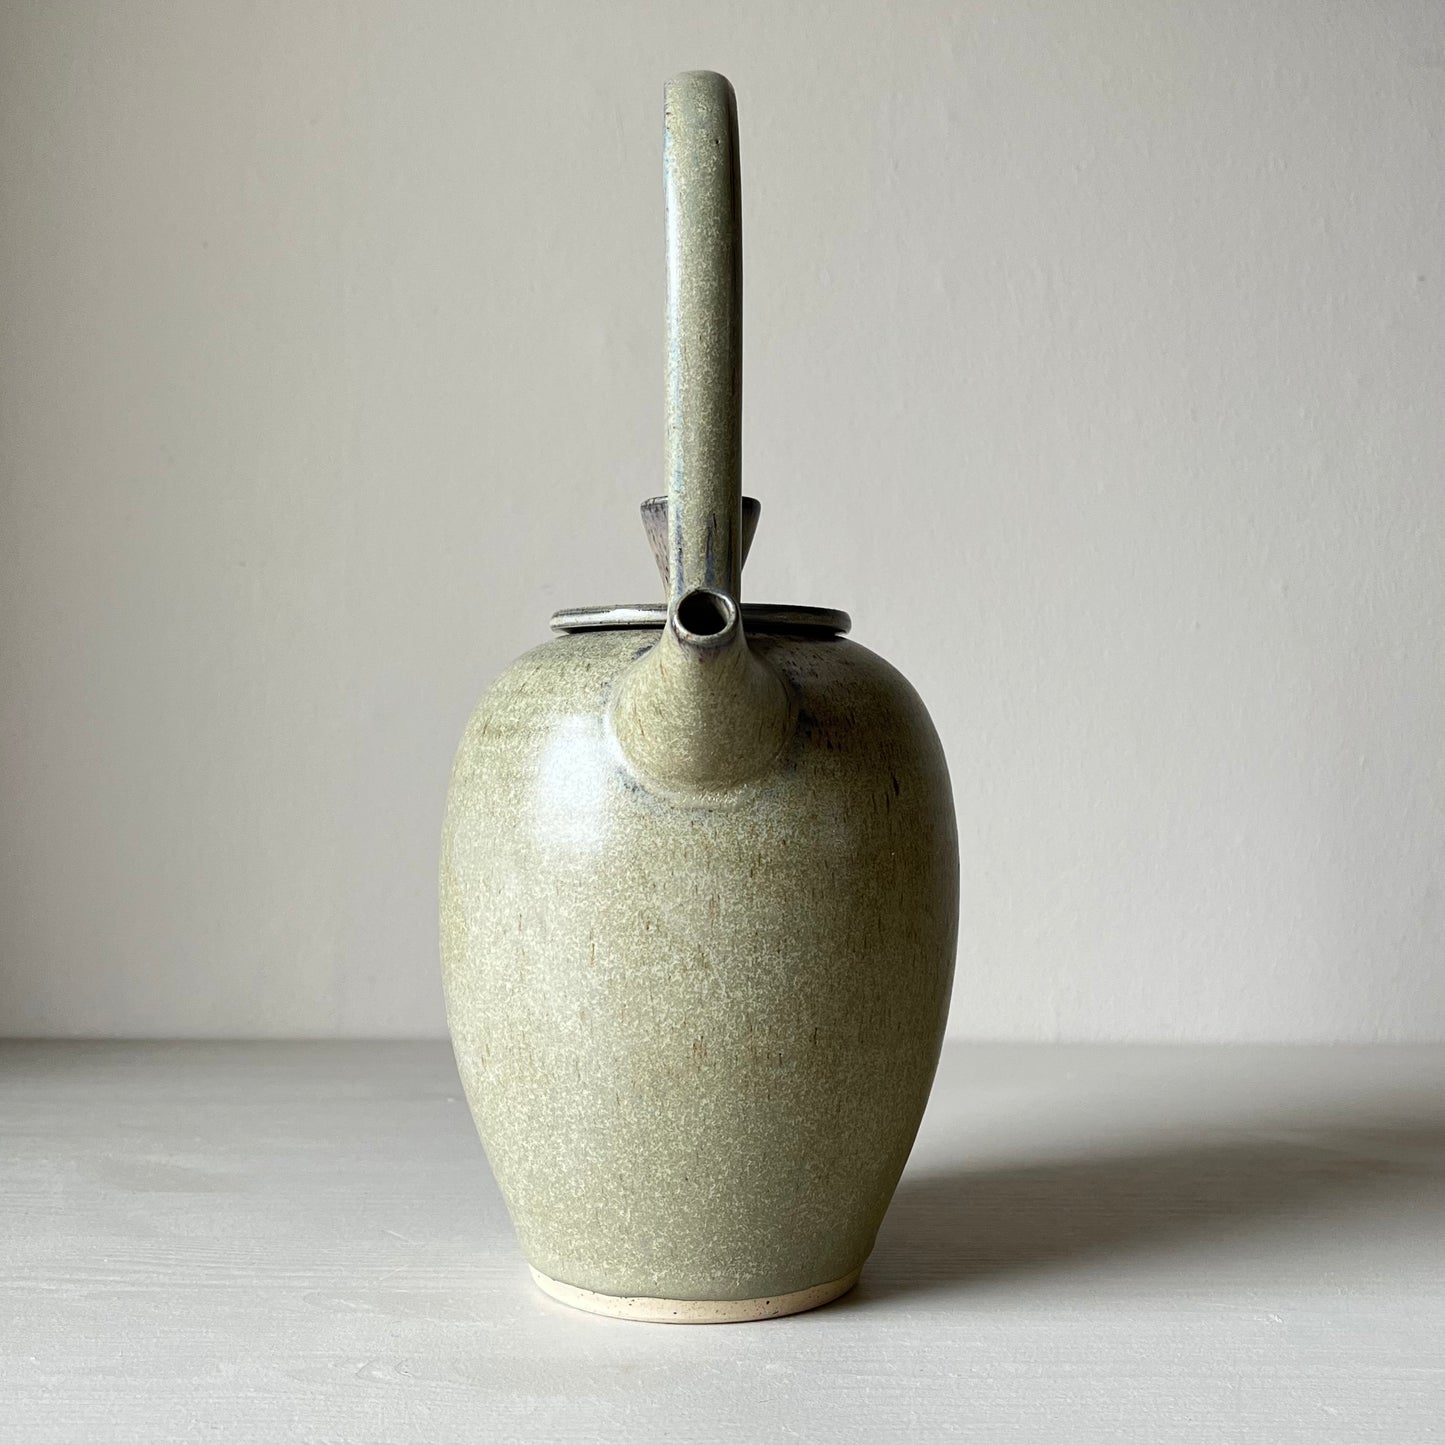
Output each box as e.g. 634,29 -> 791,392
610,590 -> 792,793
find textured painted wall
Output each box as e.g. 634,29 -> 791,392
1,2 -> 1441,1039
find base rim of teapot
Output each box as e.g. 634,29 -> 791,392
527,1264 -> 862,1324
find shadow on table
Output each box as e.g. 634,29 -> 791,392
854,1114 -> 1445,1303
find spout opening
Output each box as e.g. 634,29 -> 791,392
673,588 -> 736,643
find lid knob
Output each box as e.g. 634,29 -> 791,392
641,495 -> 758,591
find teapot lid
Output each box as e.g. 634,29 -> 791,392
549,72 -> 848,639
551,496 -> 850,635
550,601 -> 851,635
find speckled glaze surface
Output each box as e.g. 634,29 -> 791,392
439,72 -> 958,1320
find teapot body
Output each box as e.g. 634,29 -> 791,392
441,70 -> 959,1322
440,627 -> 957,1317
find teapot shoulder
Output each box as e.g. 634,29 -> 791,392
461,630 -> 939,741
753,635 -> 948,773
459,630 -> 652,734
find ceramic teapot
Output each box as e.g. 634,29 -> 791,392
440,71 -> 958,1322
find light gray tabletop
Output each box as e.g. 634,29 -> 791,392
4,1041 -> 1443,1443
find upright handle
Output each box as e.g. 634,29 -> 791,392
664,71 -> 743,609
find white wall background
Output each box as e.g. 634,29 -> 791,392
1,1 -> 1441,1041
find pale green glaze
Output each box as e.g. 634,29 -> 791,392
439,71 -> 959,1315
440,630 -> 958,1301
663,71 -> 743,606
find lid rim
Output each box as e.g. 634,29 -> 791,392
549,603 -> 851,636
